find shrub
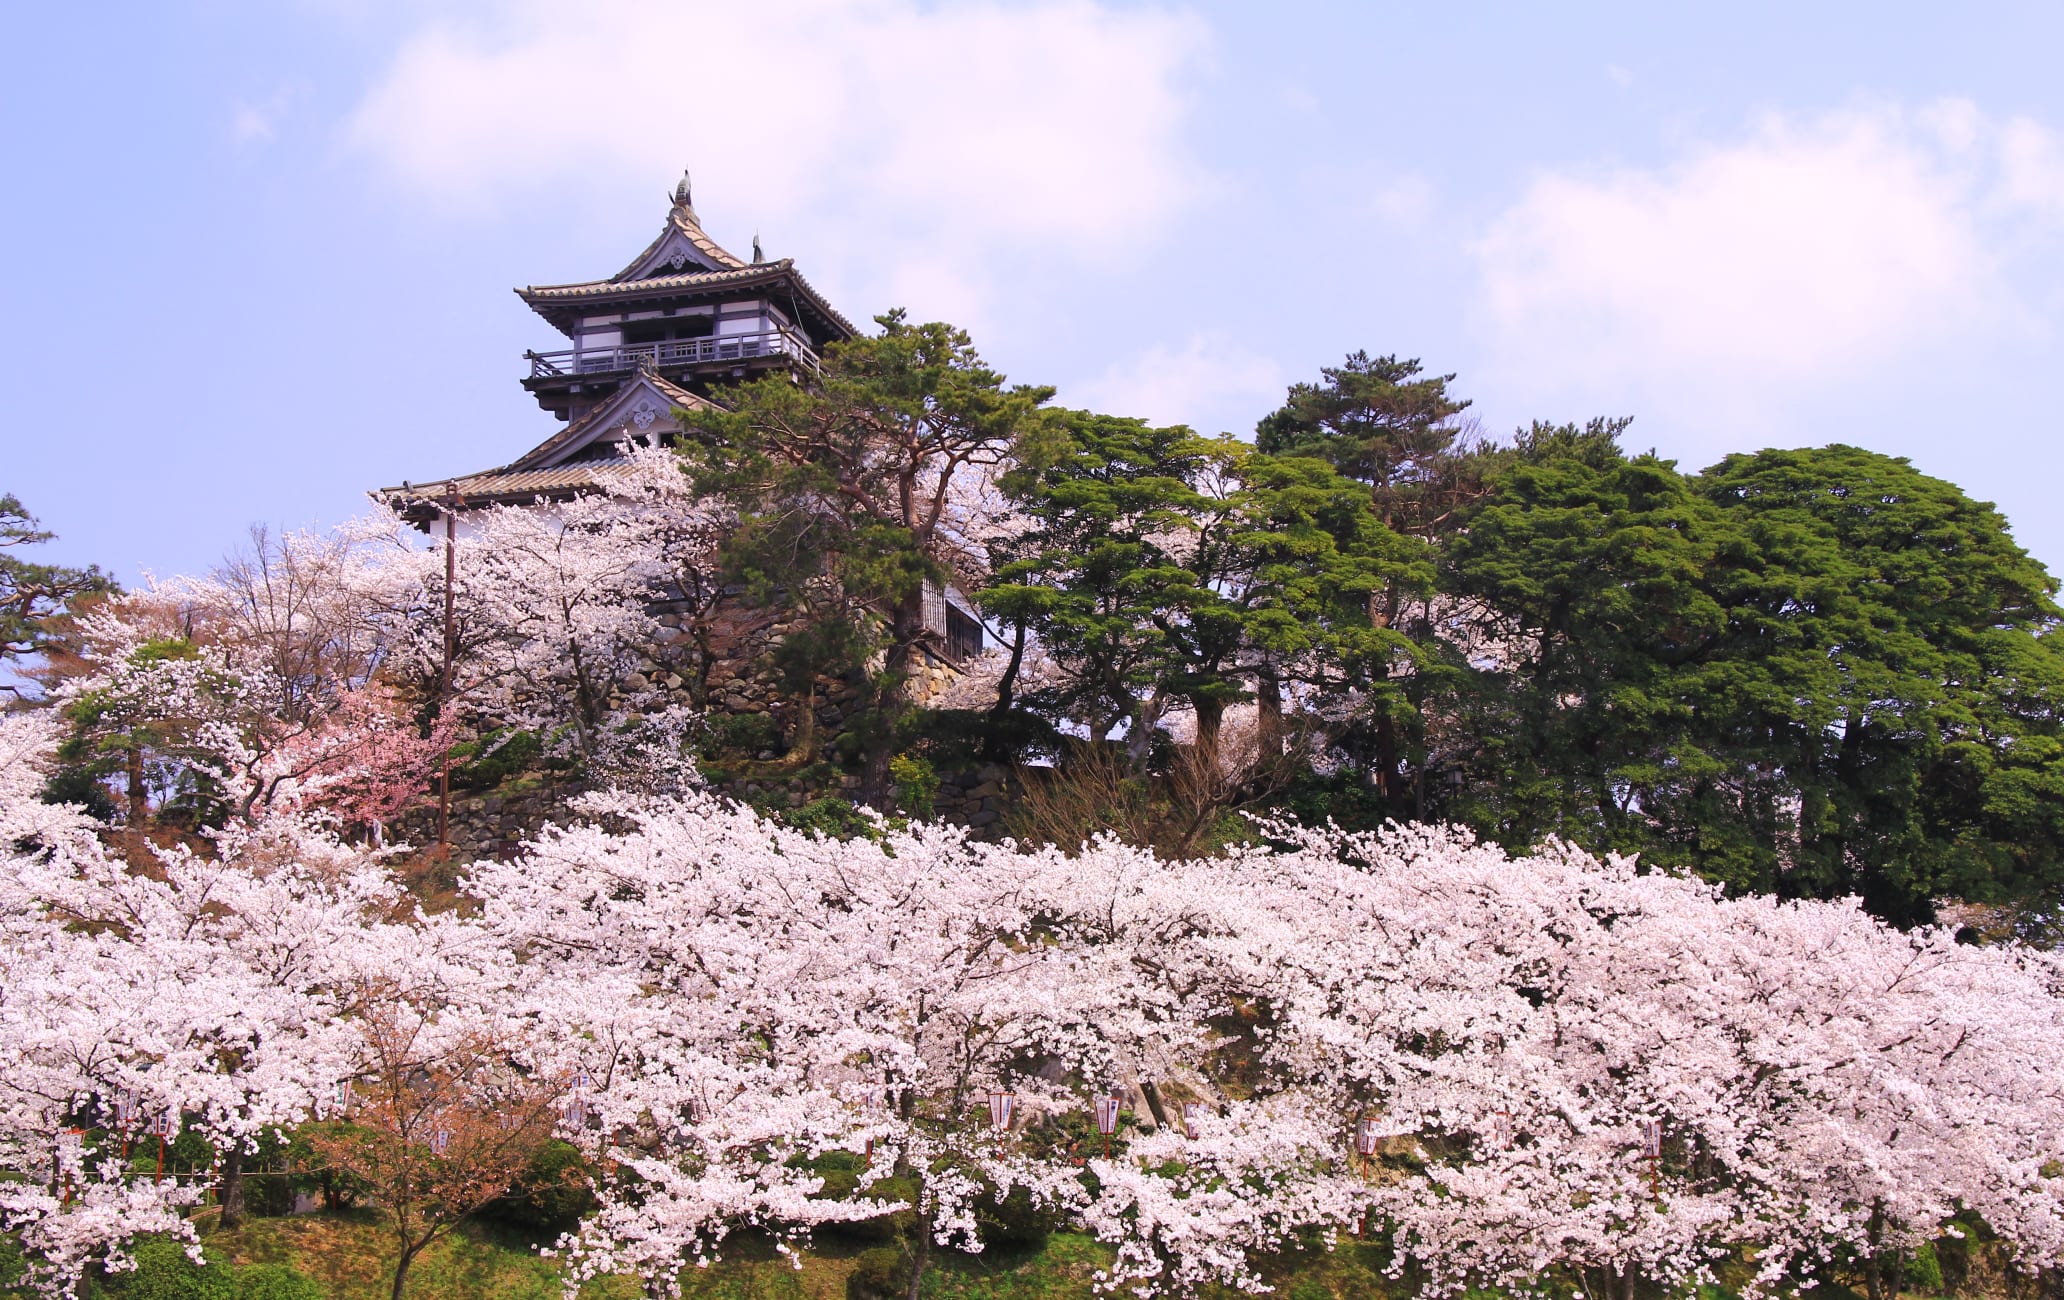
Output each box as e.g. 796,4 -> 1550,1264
449,729 -> 543,789
888,754 -> 938,818
104,1236 -> 234,1300
971,1184 -> 1056,1253
233,1263 -> 324,1300
821,1171 -> 916,1245
699,713 -> 781,760
475,1139 -> 597,1240
845,1246 -> 910,1300
778,796 -> 882,842
1908,1241 -> 1946,1294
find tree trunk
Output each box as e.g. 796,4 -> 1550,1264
790,685 -> 819,760
216,1144 -> 246,1229
1138,1081 -> 1171,1130
1123,693 -> 1164,775
904,1206 -> 932,1300
862,589 -> 927,809
391,1240 -> 421,1300
1255,668 -> 1284,765
1865,1202 -> 1888,1300
1193,697 -> 1224,768
990,623 -> 1028,720
125,743 -> 147,861
1372,711 -> 1400,804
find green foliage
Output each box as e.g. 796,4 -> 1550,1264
38,761 -> 117,820
698,713 -> 782,760
973,1185 -> 1057,1253
448,729 -> 543,789
660,319 -> 2064,921
799,1152 -> 912,1246
1907,1240 -> 1946,1293
0,491 -> 118,671
231,1263 -> 324,1300
984,410 -> 1421,765
476,1140 -> 598,1241
104,1237 -> 235,1300
845,1246 -> 909,1300
1438,420 -> 1722,862
1253,350 -> 1475,540
1694,444 -> 2064,921
774,795 -> 884,842
0,1231 -> 26,1299
889,753 -> 939,817
678,311 -> 1059,802
1432,432 -> 2064,923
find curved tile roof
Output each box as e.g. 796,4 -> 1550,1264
373,462 -> 626,522
508,370 -> 710,471
614,197 -> 750,276
522,259 -> 793,299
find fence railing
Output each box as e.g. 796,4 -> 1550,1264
527,328 -> 819,379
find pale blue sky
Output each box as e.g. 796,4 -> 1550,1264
7,2 -> 2064,583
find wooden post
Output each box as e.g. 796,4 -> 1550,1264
435,487 -> 463,857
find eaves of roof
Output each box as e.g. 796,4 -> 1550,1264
517,261 -> 859,341
508,373 -> 712,472
373,462 -> 623,515
617,207 -> 751,276
522,260 -> 792,300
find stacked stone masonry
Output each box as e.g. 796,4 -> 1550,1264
398,596 -> 1009,863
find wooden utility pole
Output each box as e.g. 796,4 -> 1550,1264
435,486 -> 463,857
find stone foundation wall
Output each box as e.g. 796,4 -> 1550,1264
634,599 -> 972,755
398,595 -> 1005,863
392,779 -> 592,864
927,762 -> 1020,833
398,760 -> 1023,865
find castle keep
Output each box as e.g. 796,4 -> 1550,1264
375,176 -> 1003,850
380,173 -> 855,518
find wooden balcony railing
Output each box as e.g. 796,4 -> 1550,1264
526,329 -> 819,380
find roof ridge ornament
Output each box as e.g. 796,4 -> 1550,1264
672,169 -> 695,218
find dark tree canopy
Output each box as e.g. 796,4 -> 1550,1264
1430,435 -> 2064,926
0,492 -> 117,696
1254,351 -> 1479,540
676,311 -> 1056,804
672,316 -> 2064,928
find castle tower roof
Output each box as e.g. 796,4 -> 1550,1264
514,174 -> 857,344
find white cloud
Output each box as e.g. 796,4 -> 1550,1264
1282,83 -> 1321,115
1470,101 -> 2064,432
1368,174 -> 1434,227
1067,334 -> 1284,433
345,0 -> 1211,320
231,104 -> 276,145
231,83 -> 307,146
1998,117 -> 2064,216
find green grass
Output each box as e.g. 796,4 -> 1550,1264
166,1213 -> 1123,1300
21,1212 -> 1973,1300
197,1212 -> 634,1300
219,1216 -> 1408,1299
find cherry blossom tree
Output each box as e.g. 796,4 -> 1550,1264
463,791 -> 1236,1298
463,801 -> 2064,1298
42,519 -> 444,840
8,688 -> 2064,1298
1,727 -> 396,1289
304,922 -> 565,1300
385,471 -> 700,769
